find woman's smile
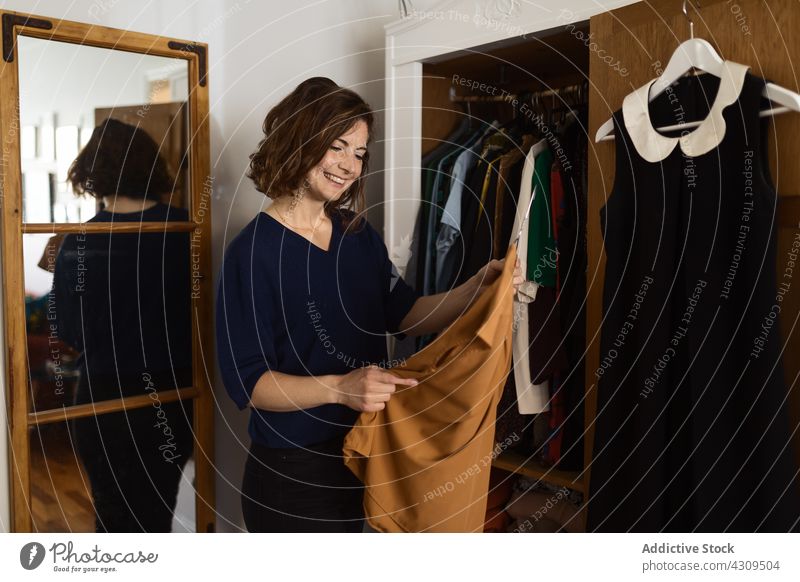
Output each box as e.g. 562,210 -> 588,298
322,170 -> 347,187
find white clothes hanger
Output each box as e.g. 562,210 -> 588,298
595,0 -> 800,142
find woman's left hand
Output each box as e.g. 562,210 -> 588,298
472,257 -> 524,296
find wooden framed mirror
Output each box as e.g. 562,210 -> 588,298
0,11 -> 215,532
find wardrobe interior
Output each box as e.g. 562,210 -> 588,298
414,0 -> 800,533
418,22 -> 592,533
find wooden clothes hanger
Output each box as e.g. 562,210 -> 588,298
595,0 -> 800,142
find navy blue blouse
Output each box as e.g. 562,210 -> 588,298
52,202 -> 192,395
216,208 -> 420,448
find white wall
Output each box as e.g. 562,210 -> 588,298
0,0 -> 406,532
17,35 -> 188,127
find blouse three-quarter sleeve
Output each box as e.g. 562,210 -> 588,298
216,242 -> 278,410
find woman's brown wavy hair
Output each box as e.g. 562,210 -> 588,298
247,77 -> 373,233
67,117 -> 174,201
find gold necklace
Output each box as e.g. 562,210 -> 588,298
274,205 -> 325,236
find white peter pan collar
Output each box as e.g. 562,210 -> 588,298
621,60 -> 750,162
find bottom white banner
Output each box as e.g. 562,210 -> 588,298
1,533 -> 798,581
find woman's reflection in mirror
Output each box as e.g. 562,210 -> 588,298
50,118 -> 194,532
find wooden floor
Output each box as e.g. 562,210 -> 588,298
29,421 -> 95,532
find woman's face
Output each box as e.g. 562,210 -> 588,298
305,119 -> 368,202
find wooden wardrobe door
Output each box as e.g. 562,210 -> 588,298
586,0 -> 800,478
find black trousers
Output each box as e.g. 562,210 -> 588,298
241,435 -> 365,532
72,373 -> 193,532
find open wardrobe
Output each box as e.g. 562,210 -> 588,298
373,0 -> 800,533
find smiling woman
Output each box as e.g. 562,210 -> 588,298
246,76 -> 371,232
216,77 -> 519,533
216,77 -> 421,533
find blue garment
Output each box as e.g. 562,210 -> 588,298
414,118 -> 472,294
422,152 -> 458,295
52,202 -> 192,391
216,209 -> 420,448
434,124 -> 496,293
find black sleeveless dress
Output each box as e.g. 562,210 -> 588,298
588,61 -> 800,532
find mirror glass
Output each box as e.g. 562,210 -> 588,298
30,418 -> 196,532
18,35 -> 190,222
24,230 -> 194,412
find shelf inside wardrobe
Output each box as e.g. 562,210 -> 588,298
493,451 -> 584,492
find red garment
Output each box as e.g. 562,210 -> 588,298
550,162 -> 565,294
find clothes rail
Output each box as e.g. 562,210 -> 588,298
449,83 -> 586,103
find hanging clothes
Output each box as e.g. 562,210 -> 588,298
494,134 -> 537,442
510,138 -> 551,415
343,242 -> 517,532
525,146 -> 568,388
398,96 -> 588,456
527,146 -> 557,287
412,119 -> 472,293
550,161 -> 564,289
493,138 -> 530,259
454,130 -> 511,281
537,157 -> 568,464
461,131 -> 515,284
395,121 -> 472,359
423,146 -> 461,296
416,128 -> 510,350
435,122 -> 499,294
551,108 -> 588,471
588,60 -> 800,532
527,287 -> 567,384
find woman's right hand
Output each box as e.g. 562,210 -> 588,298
334,364 -> 418,412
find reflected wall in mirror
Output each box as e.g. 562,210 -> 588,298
30,416 -> 196,532
18,35 -> 190,223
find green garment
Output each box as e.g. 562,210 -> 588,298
527,147 -> 556,287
